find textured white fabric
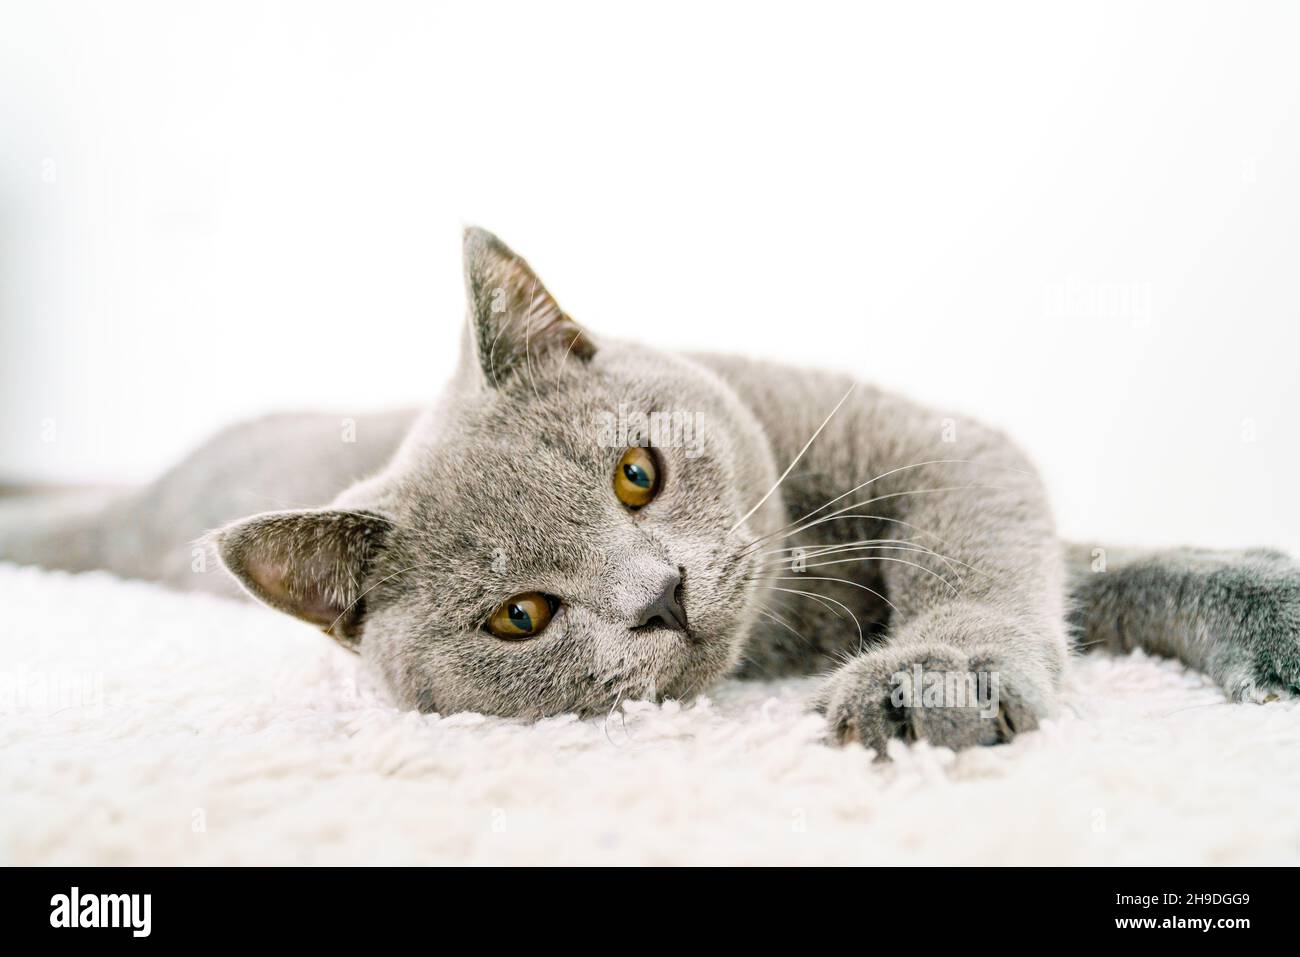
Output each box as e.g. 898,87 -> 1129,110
2,562 -> 1297,866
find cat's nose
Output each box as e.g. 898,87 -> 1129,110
632,568 -> 689,633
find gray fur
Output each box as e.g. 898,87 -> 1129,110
1066,544 -> 1300,703
3,227 -> 1297,755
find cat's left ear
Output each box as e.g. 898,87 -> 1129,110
212,508 -> 393,651
462,227 -> 595,387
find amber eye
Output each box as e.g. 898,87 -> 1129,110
486,592 -> 556,640
613,446 -> 660,508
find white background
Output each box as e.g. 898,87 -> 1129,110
1,0 -> 1297,549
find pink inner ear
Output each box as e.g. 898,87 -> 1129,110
245,556 -> 341,628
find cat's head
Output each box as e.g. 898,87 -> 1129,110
215,228 -> 784,717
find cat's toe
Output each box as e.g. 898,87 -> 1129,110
821,682 -> 890,752
1219,663 -> 1299,703
816,644 -> 1039,758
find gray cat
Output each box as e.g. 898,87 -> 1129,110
4,228 -> 1298,754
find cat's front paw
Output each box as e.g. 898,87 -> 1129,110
813,643 -> 1048,758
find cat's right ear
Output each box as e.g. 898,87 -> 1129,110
211,508 -> 392,651
461,226 -> 595,388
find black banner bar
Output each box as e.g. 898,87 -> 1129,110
0,866 -> 1289,945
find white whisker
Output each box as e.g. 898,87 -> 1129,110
729,383 -> 856,534
764,573 -> 898,615
763,554 -> 961,597
522,275 -> 542,403
758,537 -> 931,560
762,585 -> 865,649
738,485 -> 1006,558
764,539 -> 988,587
327,559 -> 444,636
756,607 -> 813,648
781,458 -> 1030,539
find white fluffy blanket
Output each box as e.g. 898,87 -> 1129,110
2,562 -> 1297,866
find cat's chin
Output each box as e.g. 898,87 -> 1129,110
669,625 -> 753,700
591,627 -> 742,714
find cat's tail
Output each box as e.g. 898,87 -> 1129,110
1063,541 -> 1300,701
